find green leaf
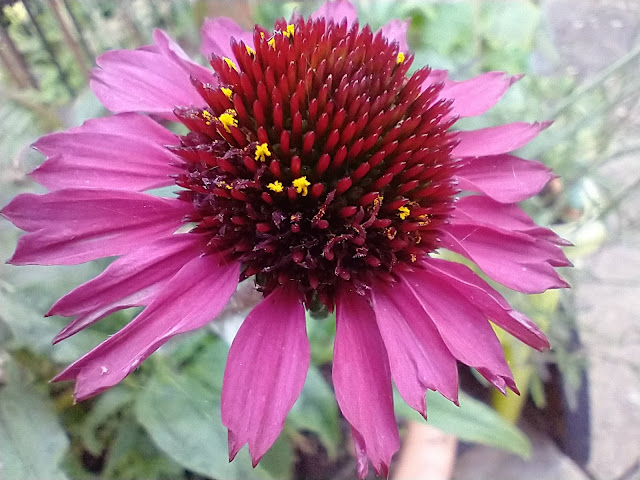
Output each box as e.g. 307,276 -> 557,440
394,390 -> 531,457
80,386 -> 135,456
135,369 -> 293,480
102,417 -> 185,480
288,365 -> 341,457
419,3 -> 474,57
0,359 -> 70,480
479,1 -> 540,51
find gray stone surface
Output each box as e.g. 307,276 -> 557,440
453,427 -> 590,480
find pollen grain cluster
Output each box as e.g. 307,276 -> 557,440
172,16 -> 459,308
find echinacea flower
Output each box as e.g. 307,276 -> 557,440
1,1 -> 570,477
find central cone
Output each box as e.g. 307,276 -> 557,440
171,16 -> 459,308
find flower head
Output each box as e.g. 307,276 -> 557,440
1,1 -> 569,478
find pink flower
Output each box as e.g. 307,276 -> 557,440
1,1 -> 569,477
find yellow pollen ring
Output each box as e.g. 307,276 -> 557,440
398,205 -> 410,220
396,52 -> 405,64
221,87 -> 233,99
282,24 -> 295,38
245,45 -> 256,56
267,181 -> 283,193
267,37 -> 276,49
218,109 -> 238,132
292,176 -> 311,196
202,110 -> 213,125
223,56 -> 238,71
255,143 -> 272,162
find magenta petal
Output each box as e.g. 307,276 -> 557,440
90,49 -> 204,116
403,269 -> 517,394
152,29 -> 213,83
378,19 -> 409,53
371,278 -> 458,416
452,121 -> 551,158
221,285 -> 308,466
441,72 -> 522,118
428,69 -> 449,84
2,189 -> 192,265
334,288 -> 400,479
453,195 -> 569,245
53,255 -> 240,401
441,225 -> 570,294
31,113 -> 180,191
456,153 -> 554,203
200,17 -> 254,59
49,234 -> 208,343
421,258 -> 549,350
311,0 -> 358,26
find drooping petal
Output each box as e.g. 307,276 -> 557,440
53,254 -> 240,401
200,17 -> 254,59
441,225 -> 570,294
311,0 -> 358,26
334,288 -> 400,479
452,121 -> 551,158
378,19 -> 409,53
90,49 -> 205,116
455,153 -> 554,203
31,113 -> 181,191
221,285 -> 308,466
421,258 -> 549,350
403,269 -> 517,394
453,195 -> 570,245
64,111 -> 180,138
152,29 -> 213,83
49,233 -> 208,343
2,189 -> 193,265
440,72 -> 522,118
371,278 -> 458,417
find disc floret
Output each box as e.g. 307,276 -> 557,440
172,16 -> 459,307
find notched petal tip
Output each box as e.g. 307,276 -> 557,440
228,430 -> 241,462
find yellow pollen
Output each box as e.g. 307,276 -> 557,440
385,227 -> 397,240
410,254 -> 417,262
292,176 -> 311,196
260,32 -> 265,39
268,37 -> 276,49
397,52 -> 405,64
202,110 -> 213,125
223,57 -> 238,71
221,87 -> 233,99
254,143 -> 272,162
398,205 -> 411,220
283,24 -> 295,38
373,195 -> 384,208
267,181 -> 283,193
218,109 -> 238,132
246,45 -> 256,56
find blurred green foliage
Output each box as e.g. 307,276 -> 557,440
1,0 -> 635,478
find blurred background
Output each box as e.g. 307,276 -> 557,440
0,1 -> 639,479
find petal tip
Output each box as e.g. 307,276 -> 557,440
227,430 -> 242,462
510,73 -> 525,84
